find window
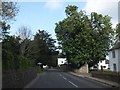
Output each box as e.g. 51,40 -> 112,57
112,50 -> 116,58
61,61 -> 63,63
105,60 -> 109,64
113,64 -> 117,71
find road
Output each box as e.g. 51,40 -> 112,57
26,69 -> 114,88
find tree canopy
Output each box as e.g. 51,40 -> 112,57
1,1 -> 58,70
1,1 -> 19,40
31,30 -> 58,67
55,5 -> 114,68
2,29 -> 58,70
1,1 -> 19,21
115,23 -> 120,41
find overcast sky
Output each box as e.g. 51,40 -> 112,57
10,0 -> 119,42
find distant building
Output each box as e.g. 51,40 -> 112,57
97,59 -> 109,70
90,59 -> 109,70
58,58 -> 67,67
43,65 -> 48,69
108,41 -> 120,72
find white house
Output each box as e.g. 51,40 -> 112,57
97,59 -> 109,70
90,59 -> 109,70
58,58 -> 67,67
43,65 -> 48,69
109,42 -> 120,72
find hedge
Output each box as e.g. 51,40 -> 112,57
2,49 -> 15,70
2,49 -> 35,71
91,70 -> 120,83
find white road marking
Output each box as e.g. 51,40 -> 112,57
59,73 -> 78,88
63,77 -> 67,80
59,74 -> 67,80
68,81 -> 78,87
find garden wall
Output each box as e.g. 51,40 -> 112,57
2,68 -> 37,88
73,64 -> 89,74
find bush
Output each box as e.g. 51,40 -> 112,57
2,49 -> 35,71
13,54 -> 20,70
18,55 -> 35,70
36,66 -> 45,73
2,49 -> 14,70
91,70 -> 120,83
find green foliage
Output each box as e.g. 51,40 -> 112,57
1,2 -> 19,40
31,30 -> 57,66
90,70 -> 118,75
2,49 -> 35,70
55,5 -> 114,68
115,23 -> 120,40
2,49 -> 14,70
13,55 -> 20,70
20,39 -> 32,58
2,35 -> 35,71
2,29 -> 57,71
2,2 -> 19,21
36,66 -> 45,74
1,22 -> 10,39
18,55 -> 34,69
65,5 -> 78,17
1,2 -> 38,71
2,36 -> 20,55
91,70 -> 120,83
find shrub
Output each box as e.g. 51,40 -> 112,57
2,49 -> 35,71
13,54 -> 20,70
18,55 -> 35,70
2,49 -> 14,70
91,70 -> 120,83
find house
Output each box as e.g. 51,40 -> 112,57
43,65 -> 48,69
90,59 -> 109,70
58,58 -> 67,67
108,42 -> 120,72
97,59 -> 109,70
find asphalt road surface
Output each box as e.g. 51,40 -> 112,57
26,69 -> 114,88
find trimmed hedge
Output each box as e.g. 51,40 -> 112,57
2,49 -> 35,71
91,70 -> 120,83
18,55 -> 35,70
2,49 -> 15,70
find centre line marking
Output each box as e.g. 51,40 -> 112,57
68,81 -> 78,87
63,77 -> 67,80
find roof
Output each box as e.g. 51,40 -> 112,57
109,42 -> 120,51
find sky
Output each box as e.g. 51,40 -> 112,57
10,0 -> 119,43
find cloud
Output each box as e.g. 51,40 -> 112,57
83,0 -> 119,28
44,0 -> 63,10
